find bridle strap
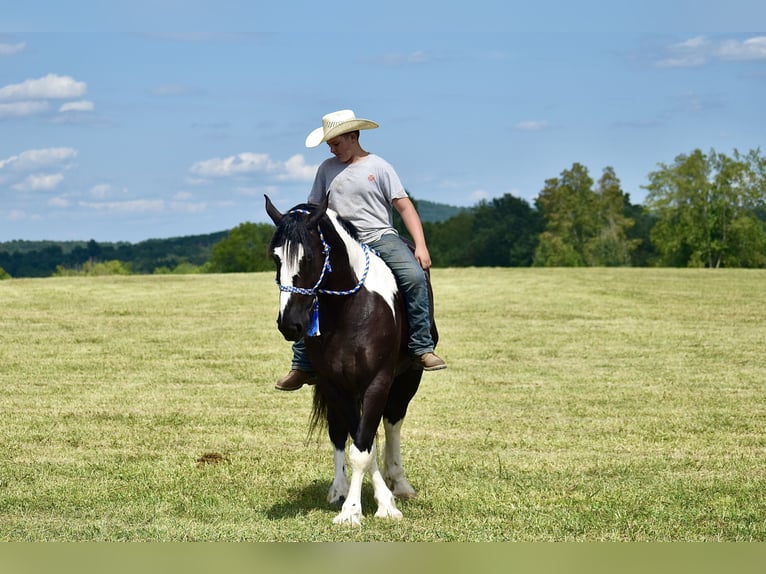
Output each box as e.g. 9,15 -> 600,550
276,209 -> 370,298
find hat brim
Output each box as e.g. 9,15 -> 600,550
305,119 -> 379,148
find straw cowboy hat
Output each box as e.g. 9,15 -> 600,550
305,109 -> 379,148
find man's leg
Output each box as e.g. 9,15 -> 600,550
369,234 -> 446,370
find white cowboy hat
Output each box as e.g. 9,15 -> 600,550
305,109 -> 379,148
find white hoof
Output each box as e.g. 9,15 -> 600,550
333,506 -> 362,527
374,505 -> 403,520
373,491 -> 403,520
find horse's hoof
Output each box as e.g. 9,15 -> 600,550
389,480 -> 417,500
374,506 -> 403,520
330,495 -> 345,509
333,511 -> 362,527
395,490 -> 418,501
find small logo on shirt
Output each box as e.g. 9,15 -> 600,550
368,174 -> 375,182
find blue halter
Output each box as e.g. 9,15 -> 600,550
276,209 -> 371,336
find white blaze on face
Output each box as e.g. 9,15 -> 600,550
272,242 -> 305,316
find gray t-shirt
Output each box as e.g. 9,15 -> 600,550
307,154 -> 408,243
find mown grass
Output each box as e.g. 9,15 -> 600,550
0,268 -> 764,541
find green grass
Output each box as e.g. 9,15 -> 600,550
0,268 -> 764,541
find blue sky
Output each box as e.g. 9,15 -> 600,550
1,1 -> 765,242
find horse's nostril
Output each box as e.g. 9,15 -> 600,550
277,320 -> 304,342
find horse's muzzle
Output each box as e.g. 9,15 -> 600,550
277,311 -> 307,341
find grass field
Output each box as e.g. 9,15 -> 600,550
0,268 -> 764,541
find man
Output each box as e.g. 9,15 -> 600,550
276,109 -> 447,391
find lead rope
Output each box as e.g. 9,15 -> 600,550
276,209 -> 371,336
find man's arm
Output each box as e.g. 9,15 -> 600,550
393,197 -> 432,270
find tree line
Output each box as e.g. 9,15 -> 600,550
423,147 -> 765,268
2,147 -> 764,279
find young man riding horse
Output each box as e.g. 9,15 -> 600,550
275,109 -> 446,391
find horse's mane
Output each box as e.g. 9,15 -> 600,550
321,204 -> 360,242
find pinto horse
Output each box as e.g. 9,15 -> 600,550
265,193 -> 436,526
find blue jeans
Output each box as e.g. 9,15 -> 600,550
291,233 -> 435,370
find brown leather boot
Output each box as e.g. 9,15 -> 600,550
418,352 -> 447,371
275,369 -> 316,391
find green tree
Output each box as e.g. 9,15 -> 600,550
645,148 -> 766,268
207,222 -> 275,273
585,167 -> 641,266
469,194 -> 542,266
624,203 -> 658,267
422,194 -> 542,267
0,266 -> 10,280
534,163 -> 600,266
424,211 -> 476,267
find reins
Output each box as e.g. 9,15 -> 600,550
276,208 -> 371,336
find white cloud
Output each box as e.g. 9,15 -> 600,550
190,152 -> 317,181
190,152 -> 276,177
656,56 -> 706,68
12,173 -> 65,192
0,147 -> 78,172
515,120 -> 550,131
0,101 -> 50,118
657,35 -> 766,68
48,196 -> 70,208
279,154 -> 319,181
89,184 -> 113,198
7,209 -> 27,221
656,35 -> 712,68
170,200 -> 207,213
59,100 -> 95,112
0,74 -> 87,101
678,36 -> 709,50
0,42 -> 26,56
718,36 -> 766,61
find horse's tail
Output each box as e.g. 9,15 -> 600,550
308,385 -> 329,440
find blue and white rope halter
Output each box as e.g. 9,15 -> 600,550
276,208 -> 371,336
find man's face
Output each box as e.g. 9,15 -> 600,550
326,134 -> 354,163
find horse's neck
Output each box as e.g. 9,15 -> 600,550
325,212 -> 398,315
325,212 -> 366,277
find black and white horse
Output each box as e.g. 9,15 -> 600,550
266,194 -> 437,526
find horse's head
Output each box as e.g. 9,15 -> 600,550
265,194 -> 329,341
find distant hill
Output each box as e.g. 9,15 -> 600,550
415,199 -> 468,223
0,199 -> 465,277
0,231 -> 228,277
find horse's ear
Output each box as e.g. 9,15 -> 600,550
307,191 -> 329,228
264,195 -> 283,224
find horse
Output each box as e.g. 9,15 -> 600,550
265,193 -> 437,526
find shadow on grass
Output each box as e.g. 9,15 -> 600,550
265,480 -> 333,519
265,480 -> 377,520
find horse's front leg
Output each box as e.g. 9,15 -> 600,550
333,443 -> 371,526
368,446 -> 403,519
